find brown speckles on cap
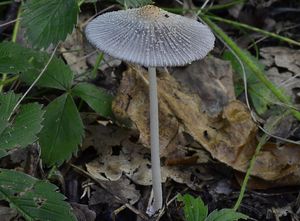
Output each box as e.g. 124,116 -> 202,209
137,5 -> 161,20
85,5 -> 215,67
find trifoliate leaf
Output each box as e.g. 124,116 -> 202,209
0,92 -> 44,150
72,83 -> 113,118
205,209 -> 248,221
39,94 -> 84,166
22,0 -> 78,48
116,0 -> 153,8
0,42 -> 73,90
0,169 -> 77,221
223,50 -> 272,115
177,194 -> 208,221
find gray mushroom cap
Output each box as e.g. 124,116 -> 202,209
85,5 -> 215,67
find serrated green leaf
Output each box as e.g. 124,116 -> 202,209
0,42 -> 73,90
177,194 -> 208,221
72,83 -> 113,118
0,169 -> 77,221
116,0 -> 153,8
0,92 -> 44,150
0,44 -> 29,73
223,50 -> 272,115
0,103 -> 44,150
0,91 -> 20,134
39,94 -> 84,166
205,209 -> 248,221
22,0 -> 78,48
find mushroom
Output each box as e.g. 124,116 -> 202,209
85,5 -> 215,213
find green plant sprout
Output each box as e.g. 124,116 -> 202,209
178,194 -> 248,221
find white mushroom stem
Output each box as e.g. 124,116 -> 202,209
148,67 -> 163,212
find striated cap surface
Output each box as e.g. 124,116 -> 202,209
85,5 -> 215,67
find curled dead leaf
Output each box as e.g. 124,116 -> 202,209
111,58 -> 300,186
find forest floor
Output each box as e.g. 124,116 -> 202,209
0,0 -> 300,220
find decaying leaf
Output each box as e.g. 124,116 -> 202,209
260,47 -> 300,102
71,203 -> 96,221
0,206 -> 19,221
112,61 -> 256,168
84,124 -> 210,189
88,176 -> 140,207
59,21 -> 88,75
269,205 -> 293,220
171,57 -> 235,117
258,46 -> 300,143
111,57 -> 300,186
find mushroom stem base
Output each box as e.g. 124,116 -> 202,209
148,67 -> 163,213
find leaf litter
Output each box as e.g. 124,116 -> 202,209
81,51 -> 300,219
4,2 -> 299,220
104,55 -> 300,186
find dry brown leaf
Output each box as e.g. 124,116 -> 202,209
85,127 -> 210,189
171,57 -> 235,117
260,47 -> 300,102
112,61 -> 256,166
60,31 -> 88,75
0,206 -> 19,221
71,203 -> 96,221
261,47 -> 300,74
111,58 -> 300,186
258,46 -> 300,147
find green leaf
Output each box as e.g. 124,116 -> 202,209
0,169 -> 77,221
0,42 -> 73,90
223,50 -> 272,115
177,194 -> 208,221
22,0 -> 78,48
72,83 -> 113,118
0,91 -> 20,133
0,92 -> 44,150
116,0 -> 153,8
0,45 -> 29,74
205,209 -> 248,221
0,93 -> 17,153
39,93 -> 84,166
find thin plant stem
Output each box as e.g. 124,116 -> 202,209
10,45 -> 59,117
201,0 -> 210,9
0,1 -> 12,6
233,111 -> 289,210
163,0 -> 246,14
233,133 -> 269,211
200,16 -> 300,121
0,3 -> 22,92
11,3 -> 21,43
91,52 -> 104,78
148,67 -> 163,213
205,14 -> 300,47
0,74 -> 7,92
204,0 -> 245,11
78,0 -> 85,7
0,18 -> 20,28
0,75 -> 19,86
